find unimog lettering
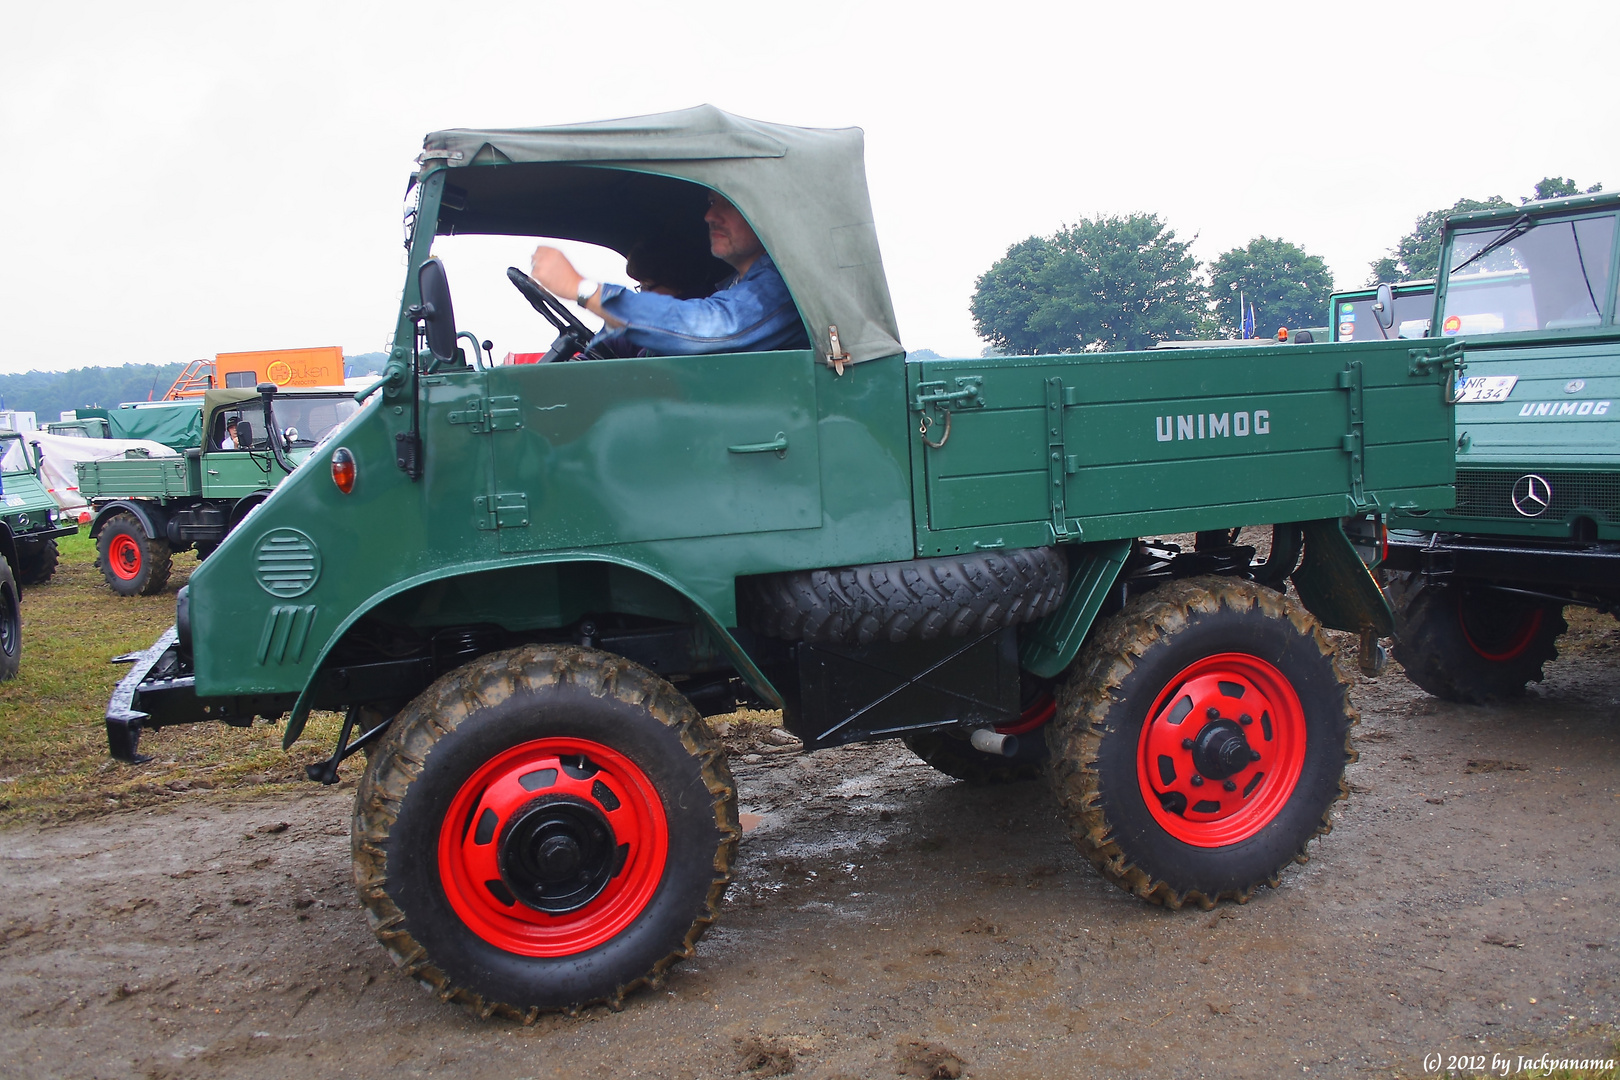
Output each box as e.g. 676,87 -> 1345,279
1156,409 -> 1270,442
1515,399 -> 1610,417
103,107 -> 1458,1020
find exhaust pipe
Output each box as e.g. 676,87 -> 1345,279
970,728 -> 1019,758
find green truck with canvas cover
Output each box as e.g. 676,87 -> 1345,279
1,431 -> 79,585
1373,192 -> 1620,702
78,387 -> 358,595
104,108 -> 1459,1016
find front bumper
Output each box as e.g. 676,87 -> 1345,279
106,627 -> 210,763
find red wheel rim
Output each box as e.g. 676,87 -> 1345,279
1136,653 -> 1307,848
437,738 -> 668,956
107,534 -> 142,581
996,692 -> 1056,736
1458,595 -> 1543,662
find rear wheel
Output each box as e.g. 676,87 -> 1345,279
0,558 -> 19,680
96,513 -> 171,596
1046,576 -> 1355,908
353,644 -> 739,1017
1392,582 -> 1565,703
16,538 -> 58,585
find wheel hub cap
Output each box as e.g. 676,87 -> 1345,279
1137,653 -> 1309,848
437,739 -> 668,957
498,797 -> 617,914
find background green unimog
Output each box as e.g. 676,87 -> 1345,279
0,431 -> 79,584
1375,192 -> 1620,701
106,108 -> 1459,1016
78,387 -> 358,595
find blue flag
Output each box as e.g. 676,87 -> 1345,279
1242,300 -> 1255,340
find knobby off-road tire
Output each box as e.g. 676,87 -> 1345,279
96,513 -> 172,596
0,557 -> 19,680
1046,576 -> 1357,909
353,644 -> 739,1018
1392,581 -> 1565,704
743,547 -> 1068,646
16,538 -> 58,586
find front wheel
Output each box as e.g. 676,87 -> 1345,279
0,557 -> 19,680
353,644 -> 739,1017
1392,582 -> 1565,704
16,538 -> 58,585
96,513 -> 172,596
1047,576 -> 1356,908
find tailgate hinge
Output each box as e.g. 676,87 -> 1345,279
448,395 -> 523,433
1338,361 -> 1367,507
474,492 -> 530,531
1045,378 -> 1082,541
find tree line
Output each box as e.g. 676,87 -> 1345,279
971,176 -> 1603,355
0,353 -> 390,424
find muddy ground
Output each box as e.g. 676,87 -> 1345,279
1,621 -> 1616,1080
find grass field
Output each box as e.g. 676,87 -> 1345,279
0,530 -> 343,825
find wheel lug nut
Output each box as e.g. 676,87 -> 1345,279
1182,738 -> 1194,749
1223,780 -> 1236,792
1239,714 -> 1253,726
1249,749 -> 1261,762
1190,774 -> 1204,787
1206,707 -> 1221,719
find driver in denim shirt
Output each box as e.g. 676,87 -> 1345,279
530,193 -> 809,356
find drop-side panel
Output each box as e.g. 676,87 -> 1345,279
909,339 -> 1455,552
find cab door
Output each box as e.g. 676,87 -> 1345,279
484,349 -> 822,553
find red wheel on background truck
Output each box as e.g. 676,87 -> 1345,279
353,644 -> 738,1016
1047,577 -> 1356,908
95,512 -> 172,597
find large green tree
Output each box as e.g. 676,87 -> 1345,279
971,213 -> 1204,353
1209,237 -> 1335,337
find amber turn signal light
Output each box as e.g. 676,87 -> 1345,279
331,447 -> 356,493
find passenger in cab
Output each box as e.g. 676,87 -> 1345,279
530,193 -> 809,356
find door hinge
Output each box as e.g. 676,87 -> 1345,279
449,395 -> 522,433
474,492 -> 530,530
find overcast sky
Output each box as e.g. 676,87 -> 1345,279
4,0 -> 1617,374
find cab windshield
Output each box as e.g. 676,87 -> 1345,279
1439,214 -> 1616,335
0,434 -> 32,474
1334,286 -> 1435,342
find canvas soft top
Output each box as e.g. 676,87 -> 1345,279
420,105 -> 903,365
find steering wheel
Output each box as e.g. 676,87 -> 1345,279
506,267 -> 596,361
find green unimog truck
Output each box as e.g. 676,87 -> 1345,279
1371,192 -> 1620,701
78,387 -> 358,595
0,431 -> 79,584
104,107 -> 1460,1017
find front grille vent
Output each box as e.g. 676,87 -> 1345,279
255,529 -> 322,598
1454,470 -> 1620,522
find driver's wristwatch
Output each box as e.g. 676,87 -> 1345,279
576,279 -> 600,306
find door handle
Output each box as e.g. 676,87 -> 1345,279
727,433 -> 788,458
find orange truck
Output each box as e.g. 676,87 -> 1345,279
165,346 -> 345,398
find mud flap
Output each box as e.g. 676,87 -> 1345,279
1290,520 -> 1395,636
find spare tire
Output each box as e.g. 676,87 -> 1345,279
742,547 -> 1068,646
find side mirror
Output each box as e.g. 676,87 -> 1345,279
416,257 -> 459,365
1372,283 -> 1397,330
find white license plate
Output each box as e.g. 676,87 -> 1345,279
1455,375 -> 1518,403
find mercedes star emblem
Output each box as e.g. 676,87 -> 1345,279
1511,473 -> 1552,517
1564,379 -> 1586,394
